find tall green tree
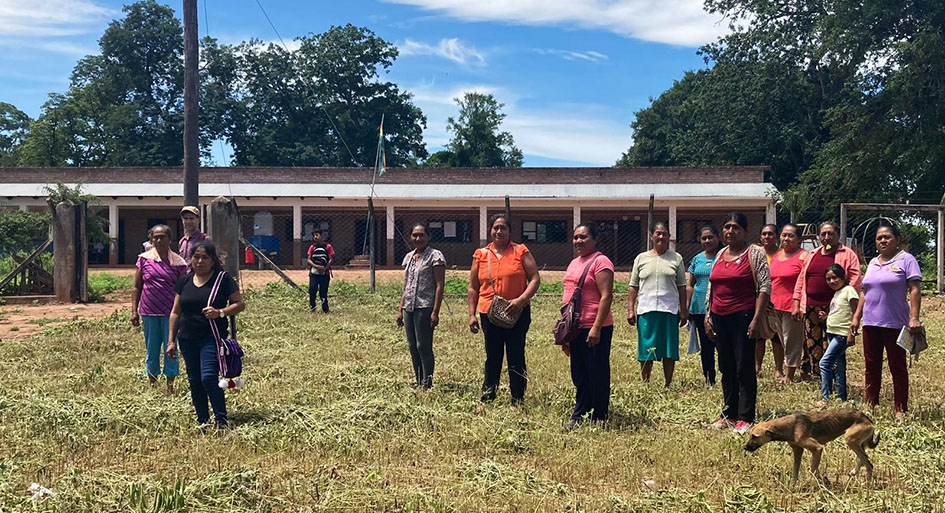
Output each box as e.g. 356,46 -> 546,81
433,92 -> 522,168
204,25 -> 428,167
0,103 -> 31,166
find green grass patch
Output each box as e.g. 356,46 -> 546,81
87,272 -> 134,302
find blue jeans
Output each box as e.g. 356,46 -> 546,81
143,316 -> 178,378
820,333 -> 848,401
180,337 -> 227,426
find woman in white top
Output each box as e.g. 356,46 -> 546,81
627,221 -> 689,387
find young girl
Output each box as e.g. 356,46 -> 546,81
817,264 -> 859,406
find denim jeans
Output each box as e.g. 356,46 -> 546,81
143,315 -> 178,378
820,333 -> 848,402
180,337 -> 227,426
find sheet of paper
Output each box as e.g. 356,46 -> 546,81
444,221 -> 457,238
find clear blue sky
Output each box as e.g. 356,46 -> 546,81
0,0 -> 729,166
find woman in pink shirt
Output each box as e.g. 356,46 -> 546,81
768,224 -> 808,383
561,223 -> 614,429
793,221 -> 861,379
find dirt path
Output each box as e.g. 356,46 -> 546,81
0,299 -> 126,341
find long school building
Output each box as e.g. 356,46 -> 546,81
0,166 -> 775,270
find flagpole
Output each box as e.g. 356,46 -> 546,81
369,113 -> 384,201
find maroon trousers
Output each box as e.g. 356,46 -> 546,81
862,326 -> 909,413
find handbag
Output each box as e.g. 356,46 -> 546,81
485,248 -> 521,329
207,271 -> 245,389
553,255 -> 600,346
746,246 -> 778,340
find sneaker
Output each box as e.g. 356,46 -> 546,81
733,421 -> 753,435
321,300 -> 329,313
563,419 -> 579,431
708,417 -> 736,430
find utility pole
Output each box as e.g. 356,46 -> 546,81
182,0 -> 199,207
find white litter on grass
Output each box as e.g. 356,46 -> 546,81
643,479 -> 658,490
29,483 -> 55,500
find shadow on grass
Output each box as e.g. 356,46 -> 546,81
605,408 -> 655,431
230,408 -> 277,426
436,381 -> 479,398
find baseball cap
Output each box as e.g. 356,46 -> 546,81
180,206 -> 200,217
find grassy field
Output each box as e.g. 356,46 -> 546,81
1,283 -> 944,512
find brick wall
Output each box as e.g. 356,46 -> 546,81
0,165 -> 768,185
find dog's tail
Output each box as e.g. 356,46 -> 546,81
866,432 -> 881,449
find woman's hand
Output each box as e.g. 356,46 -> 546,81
747,317 -> 760,339
587,326 -> 601,347
505,297 -> 525,317
850,317 -> 860,337
908,317 -> 923,334
846,334 -> 856,346
131,313 -> 140,327
166,340 -> 177,360
704,316 -> 715,339
469,315 -> 480,334
561,344 -> 570,356
202,307 -> 222,319
396,311 -> 404,328
430,311 -> 439,329
816,309 -> 828,322
791,305 -> 803,322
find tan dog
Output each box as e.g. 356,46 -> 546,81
744,410 -> 880,484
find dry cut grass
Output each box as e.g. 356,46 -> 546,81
1,283 -> 944,512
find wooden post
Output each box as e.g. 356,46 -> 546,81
647,194 -> 654,251
938,208 -> 943,294
209,196 -> 240,280
76,202 -> 88,302
182,0 -> 199,207
50,202 -> 77,302
368,197 -> 376,293
505,195 -> 511,223
840,203 -> 848,246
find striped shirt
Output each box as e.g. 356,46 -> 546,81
137,256 -> 186,316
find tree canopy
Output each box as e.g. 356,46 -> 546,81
428,92 -> 522,168
620,0 -> 945,216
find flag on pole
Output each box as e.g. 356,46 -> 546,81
376,118 -> 387,176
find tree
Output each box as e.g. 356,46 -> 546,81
204,25 -> 428,167
0,103 -> 31,166
433,92 -> 522,168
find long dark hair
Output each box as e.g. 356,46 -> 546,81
191,242 -> 223,272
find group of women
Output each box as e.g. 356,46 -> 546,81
394,212 -> 925,432
132,210 -> 924,431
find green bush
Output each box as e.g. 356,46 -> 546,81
87,272 -> 134,302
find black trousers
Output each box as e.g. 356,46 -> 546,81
308,274 -> 330,311
570,325 -> 613,421
711,309 -> 757,423
480,306 -> 530,403
691,314 -> 717,386
403,307 -> 434,388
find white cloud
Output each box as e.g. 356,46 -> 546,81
0,38 -> 95,56
383,0 -> 728,47
0,0 -> 114,36
408,81 -> 629,165
400,38 -> 486,67
536,48 -> 609,63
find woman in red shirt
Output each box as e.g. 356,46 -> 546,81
768,224 -> 808,383
705,213 -> 771,435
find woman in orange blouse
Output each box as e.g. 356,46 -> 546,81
468,214 -> 541,408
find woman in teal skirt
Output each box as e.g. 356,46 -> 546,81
627,221 -> 689,387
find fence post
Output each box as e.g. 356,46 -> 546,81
50,201 -> 78,302
368,196 -> 376,293
210,196 -> 241,280
938,207 -> 943,294
840,203 -> 848,245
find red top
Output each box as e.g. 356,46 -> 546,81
769,250 -> 807,312
804,250 -> 835,307
709,254 -> 756,315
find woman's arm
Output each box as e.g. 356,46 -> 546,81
908,279 -> 922,333
431,264 -> 446,329
748,291 -> 770,338
467,258 -> 481,333
678,284 -> 690,326
166,295 -> 182,360
685,271 -> 695,314
587,269 -> 614,347
131,266 -> 143,326
851,289 -> 865,336
510,252 -> 541,313
847,296 -> 859,344
626,286 -> 639,325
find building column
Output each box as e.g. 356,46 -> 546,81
479,206 -> 488,247
766,201 -> 777,226
573,205 -> 581,230
386,205 -> 395,267
292,204 -> 302,269
668,205 -> 677,251
108,204 -> 119,266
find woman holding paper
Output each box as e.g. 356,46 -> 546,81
852,222 -> 922,421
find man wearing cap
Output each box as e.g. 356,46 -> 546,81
178,206 -> 211,271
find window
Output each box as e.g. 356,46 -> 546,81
428,220 -> 472,242
677,220 -> 712,243
303,220 -> 332,242
522,220 -> 568,243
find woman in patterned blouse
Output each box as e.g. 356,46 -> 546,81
397,223 -> 446,390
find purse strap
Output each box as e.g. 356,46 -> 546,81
570,254 -> 601,311
206,271 -> 236,343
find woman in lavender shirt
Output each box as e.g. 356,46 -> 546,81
132,224 -> 187,393
852,222 -> 922,421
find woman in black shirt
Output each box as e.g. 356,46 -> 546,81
167,243 -> 245,428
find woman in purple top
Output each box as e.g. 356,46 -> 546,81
852,223 -> 922,420
132,224 -> 187,393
